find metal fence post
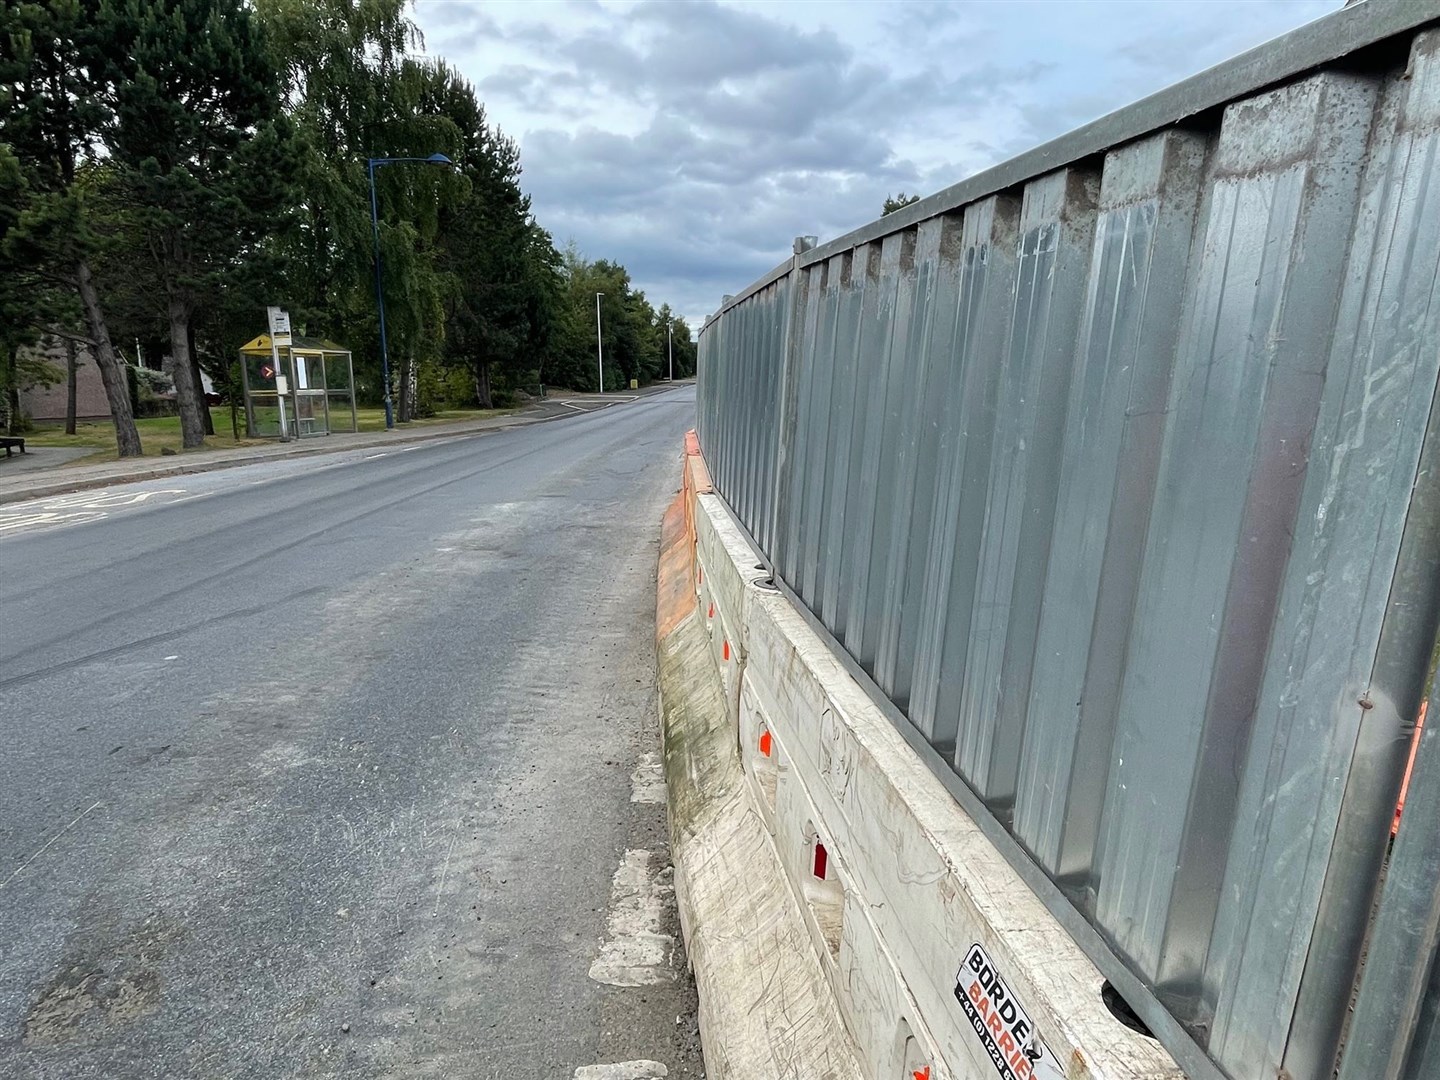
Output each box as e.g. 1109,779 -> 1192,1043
766,235 -> 817,583
1335,679 -> 1440,1080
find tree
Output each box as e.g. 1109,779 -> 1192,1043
0,0 -> 143,455
258,0 -> 460,419
95,0 -> 301,449
653,304 -> 697,380
671,316 -> 698,379
882,192 -> 921,216
425,64 -> 569,409
4,0 -> 697,441
0,142 -> 39,431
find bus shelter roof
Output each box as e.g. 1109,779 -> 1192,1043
238,334 -> 351,357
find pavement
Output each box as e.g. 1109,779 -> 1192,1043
0,384 -> 686,507
0,447 -> 94,474
0,385 -> 704,1079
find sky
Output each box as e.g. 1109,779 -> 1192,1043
410,0 -> 1342,327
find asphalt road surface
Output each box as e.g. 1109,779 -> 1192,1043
0,386 -> 702,1080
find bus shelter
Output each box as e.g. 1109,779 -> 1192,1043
238,334 -> 357,438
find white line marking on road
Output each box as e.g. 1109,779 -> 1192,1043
0,801 -> 102,891
0,510 -> 106,533
588,849 -> 676,987
364,453 -> 389,460
43,488 -> 184,509
0,514 -> 60,531
574,1062 -> 669,1078
0,486 -> 196,536
630,753 -> 666,804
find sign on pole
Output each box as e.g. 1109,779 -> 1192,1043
266,306 -> 293,348
266,306 -> 291,441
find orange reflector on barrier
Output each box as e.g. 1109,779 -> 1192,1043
723,640 -> 730,661
708,602 -> 714,619
759,730 -> 772,757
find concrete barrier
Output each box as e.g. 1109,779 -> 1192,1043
658,437 -> 1182,1080
657,440 -> 863,1080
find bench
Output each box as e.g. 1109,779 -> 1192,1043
0,436 -> 25,457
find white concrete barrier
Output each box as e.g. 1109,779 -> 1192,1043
688,488 -> 1181,1080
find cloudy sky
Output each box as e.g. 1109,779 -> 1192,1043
411,0 -> 1341,325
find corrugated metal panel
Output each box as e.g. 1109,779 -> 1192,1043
1014,130 -> 1206,888
694,9 -> 1440,1080
907,195 -> 1019,753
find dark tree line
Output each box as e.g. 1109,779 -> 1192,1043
0,0 -> 697,453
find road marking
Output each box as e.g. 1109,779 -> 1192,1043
0,487 -> 188,537
0,510 -> 106,533
574,1062 -> 668,1079
0,513 -> 64,531
42,488 -> 184,509
588,849 -> 676,987
364,453 -> 389,460
630,753 -> 666,804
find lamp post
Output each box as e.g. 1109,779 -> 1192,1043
667,319 -> 673,382
595,291 -> 605,395
368,152 -> 454,429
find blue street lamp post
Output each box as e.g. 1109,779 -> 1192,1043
367,153 -> 454,429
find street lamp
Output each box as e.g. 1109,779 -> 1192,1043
595,292 -> 605,395
667,319 -> 673,382
368,152 -> 455,429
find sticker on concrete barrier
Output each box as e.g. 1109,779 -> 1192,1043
954,943 -> 1064,1080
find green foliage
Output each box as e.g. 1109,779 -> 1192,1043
92,0 -> 303,445
539,252 -> 697,392
882,192 -> 922,216
0,126 -> 71,431
0,1 -> 97,329
2,0 -> 693,443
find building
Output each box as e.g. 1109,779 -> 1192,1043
16,338 -> 111,422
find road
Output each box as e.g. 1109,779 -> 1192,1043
0,386 -> 701,1080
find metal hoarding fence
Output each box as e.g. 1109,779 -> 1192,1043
696,4 -> 1440,1079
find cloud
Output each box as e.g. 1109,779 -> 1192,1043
413,0 -> 1341,325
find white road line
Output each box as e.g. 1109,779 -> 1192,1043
364,453 -> 389,460
42,488 -> 183,509
0,514 -> 60,531
574,1062 -> 669,1079
630,753 -> 666,805
588,849 -> 676,987
0,510 -> 106,533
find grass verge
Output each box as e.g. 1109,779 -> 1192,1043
20,406 -> 516,466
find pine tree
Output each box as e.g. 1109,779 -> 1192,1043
0,0 -> 143,456
427,63 -> 560,409
95,0 -> 300,449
